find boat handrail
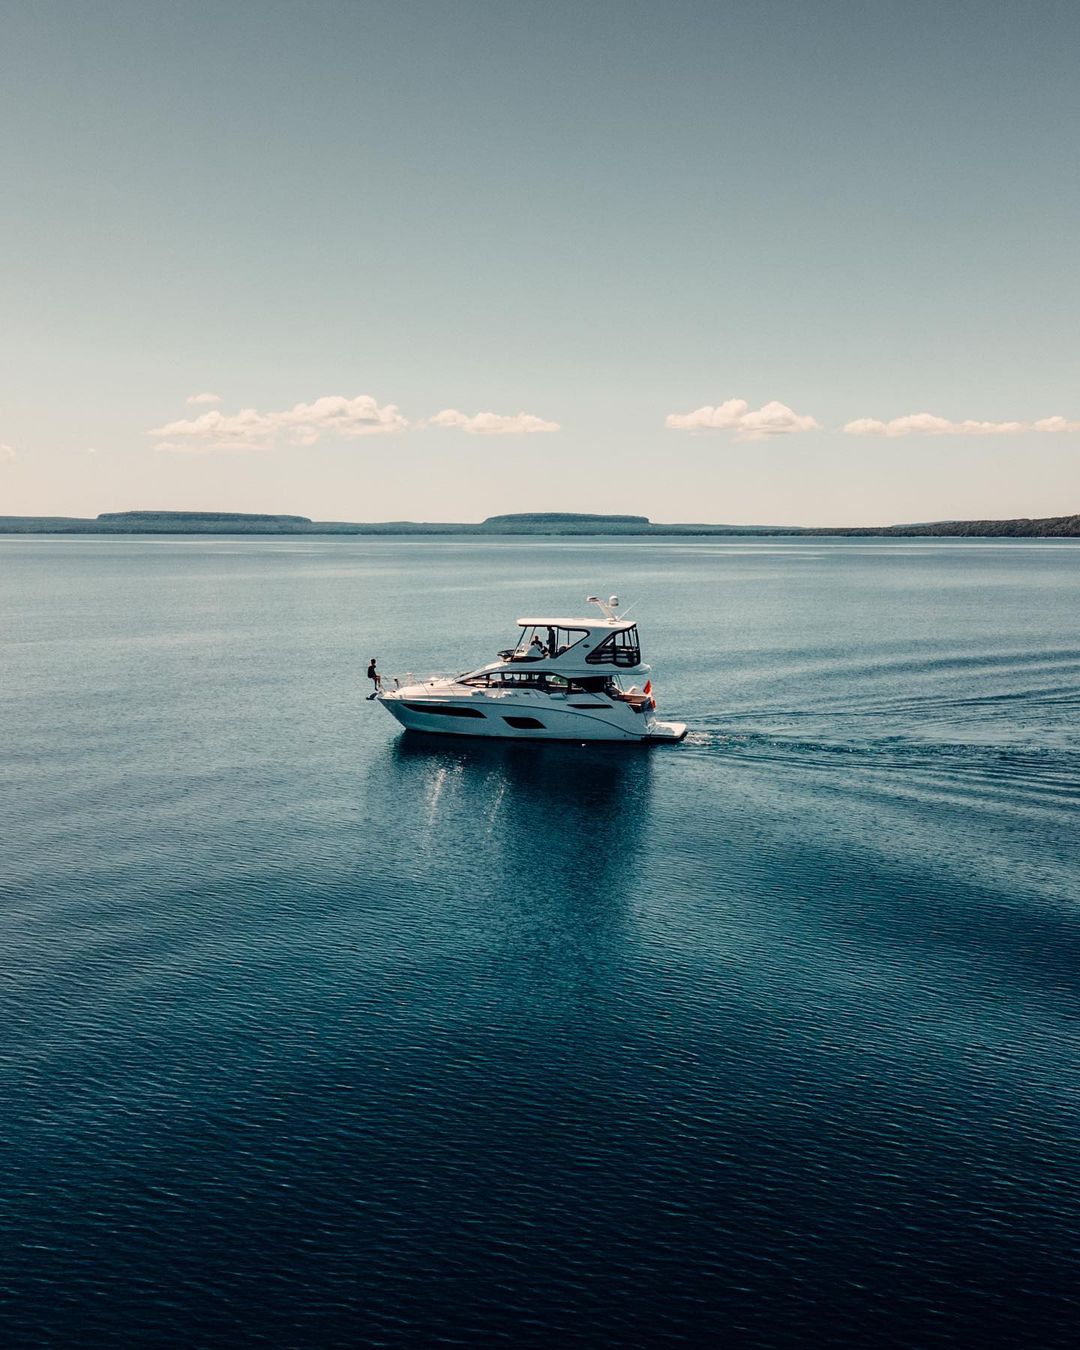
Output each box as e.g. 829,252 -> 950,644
375,672 -> 462,692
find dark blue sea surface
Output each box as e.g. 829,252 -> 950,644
1,536 -> 1078,1347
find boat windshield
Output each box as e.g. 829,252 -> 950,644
499,624 -> 588,661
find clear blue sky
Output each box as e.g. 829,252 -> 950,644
3,0 -> 1079,524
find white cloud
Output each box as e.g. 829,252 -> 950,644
665,399 -> 819,440
1033,415 -> 1080,433
151,394 -> 408,452
844,412 -> 1080,436
186,391 -> 223,405
843,413 -> 1026,437
153,408 -> 272,452
430,409 -> 560,435
0,442 -> 15,462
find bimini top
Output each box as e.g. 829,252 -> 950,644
516,616 -> 634,631
516,593 -> 630,631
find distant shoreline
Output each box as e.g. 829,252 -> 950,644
2,510 -> 1079,538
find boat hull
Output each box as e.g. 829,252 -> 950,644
377,688 -> 686,743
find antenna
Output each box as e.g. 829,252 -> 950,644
586,594 -> 620,621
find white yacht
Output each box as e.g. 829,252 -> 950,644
377,597 -> 687,743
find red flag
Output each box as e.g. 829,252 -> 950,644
643,679 -> 652,696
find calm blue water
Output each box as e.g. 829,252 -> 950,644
2,536 -> 1078,1347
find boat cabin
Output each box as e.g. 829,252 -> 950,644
457,665 -> 653,711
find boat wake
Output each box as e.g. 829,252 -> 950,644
677,719 -> 1080,821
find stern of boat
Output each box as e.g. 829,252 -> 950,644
644,719 -> 687,743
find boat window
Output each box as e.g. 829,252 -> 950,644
460,671 -> 593,693
503,716 -> 545,729
577,675 -> 616,693
402,702 -> 486,718
584,626 -> 641,667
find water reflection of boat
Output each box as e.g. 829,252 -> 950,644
377,596 -> 686,743
387,734 -> 653,906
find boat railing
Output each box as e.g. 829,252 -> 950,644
375,672 -> 459,693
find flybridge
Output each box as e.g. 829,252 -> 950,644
506,596 -> 639,666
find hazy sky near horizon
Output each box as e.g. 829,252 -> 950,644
3,0 -> 1080,525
